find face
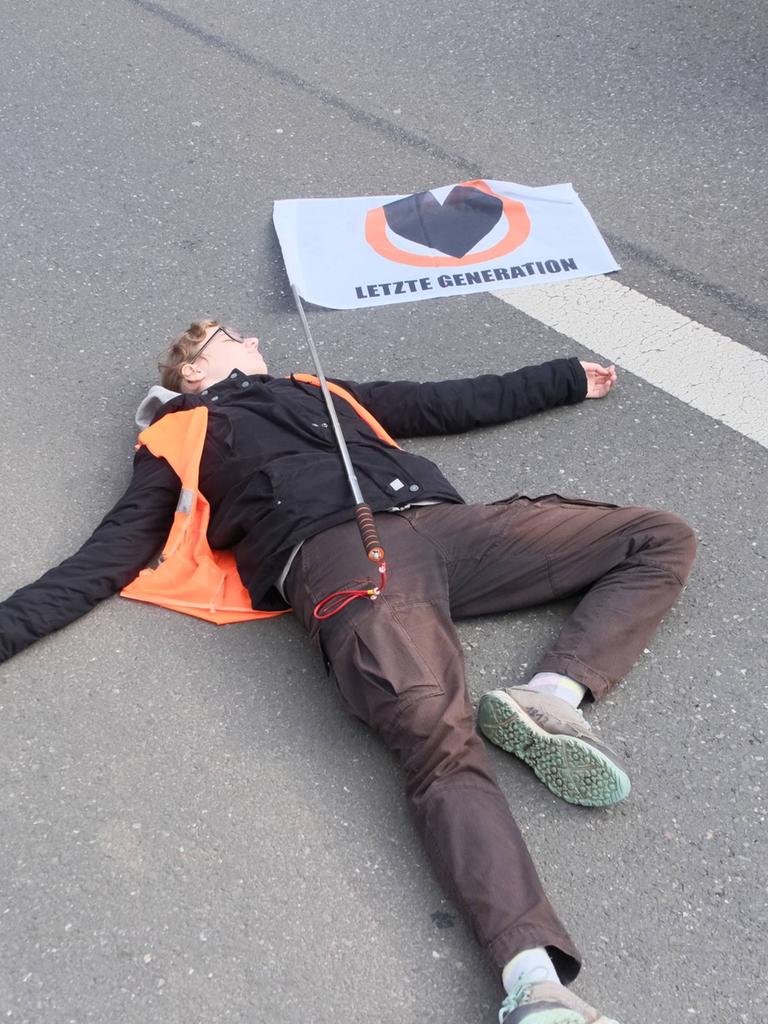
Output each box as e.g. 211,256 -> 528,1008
181,325 -> 268,392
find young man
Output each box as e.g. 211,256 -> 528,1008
0,320 -> 696,1023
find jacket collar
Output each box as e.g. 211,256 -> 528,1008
135,373 -> 274,429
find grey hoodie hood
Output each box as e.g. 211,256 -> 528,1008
135,385 -> 181,431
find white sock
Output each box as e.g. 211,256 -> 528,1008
502,946 -> 559,994
525,672 -> 586,709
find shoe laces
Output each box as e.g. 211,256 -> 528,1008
526,702 -> 590,732
498,966 -> 553,1022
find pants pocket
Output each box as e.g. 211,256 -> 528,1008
530,492 -> 621,510
320,598 -> 451,729
487,492 -> 522,506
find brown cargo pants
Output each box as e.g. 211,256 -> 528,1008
284,495 -> 697,982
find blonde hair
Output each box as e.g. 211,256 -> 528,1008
158,319 -> 220,392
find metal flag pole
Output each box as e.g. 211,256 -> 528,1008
290,284 -> 387,609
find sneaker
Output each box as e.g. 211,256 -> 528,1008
477,687 -> 630,807
500,973 -> 623,1023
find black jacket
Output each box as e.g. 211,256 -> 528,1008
0,358 -> 587,663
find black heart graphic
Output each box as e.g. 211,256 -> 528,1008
383,185 -> 503,259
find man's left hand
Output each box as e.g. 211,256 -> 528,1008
580,361 -> 617,399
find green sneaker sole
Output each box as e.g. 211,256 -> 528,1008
478,691 -> 630,807
505,1013 -> 621,1024
503,1010 -> 586,1024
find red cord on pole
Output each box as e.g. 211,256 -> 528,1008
313,506 -> 388,620
313,561 -> 388,620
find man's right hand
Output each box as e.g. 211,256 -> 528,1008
579,361 -> 617,399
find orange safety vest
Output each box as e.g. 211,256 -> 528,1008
120,376 -> 399,624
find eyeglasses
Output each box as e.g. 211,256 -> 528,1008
188,325 -> 244,364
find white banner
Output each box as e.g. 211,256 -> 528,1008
273,179 -> 619,310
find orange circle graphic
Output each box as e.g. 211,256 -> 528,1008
364,180 -> 531,268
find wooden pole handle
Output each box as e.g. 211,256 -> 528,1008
354,503 -> 385,563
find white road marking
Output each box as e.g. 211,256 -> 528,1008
493,276 -> 768,449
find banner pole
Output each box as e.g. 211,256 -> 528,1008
290,285 -> 386,570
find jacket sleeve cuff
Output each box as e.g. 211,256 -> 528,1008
567,357 -> 589,402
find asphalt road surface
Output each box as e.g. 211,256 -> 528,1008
1,2 -> 766,1022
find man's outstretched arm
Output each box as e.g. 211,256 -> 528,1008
0,449 -> 179,666
336,357 -> 614,438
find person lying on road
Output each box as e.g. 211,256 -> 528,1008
0,319 -> 696,1023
